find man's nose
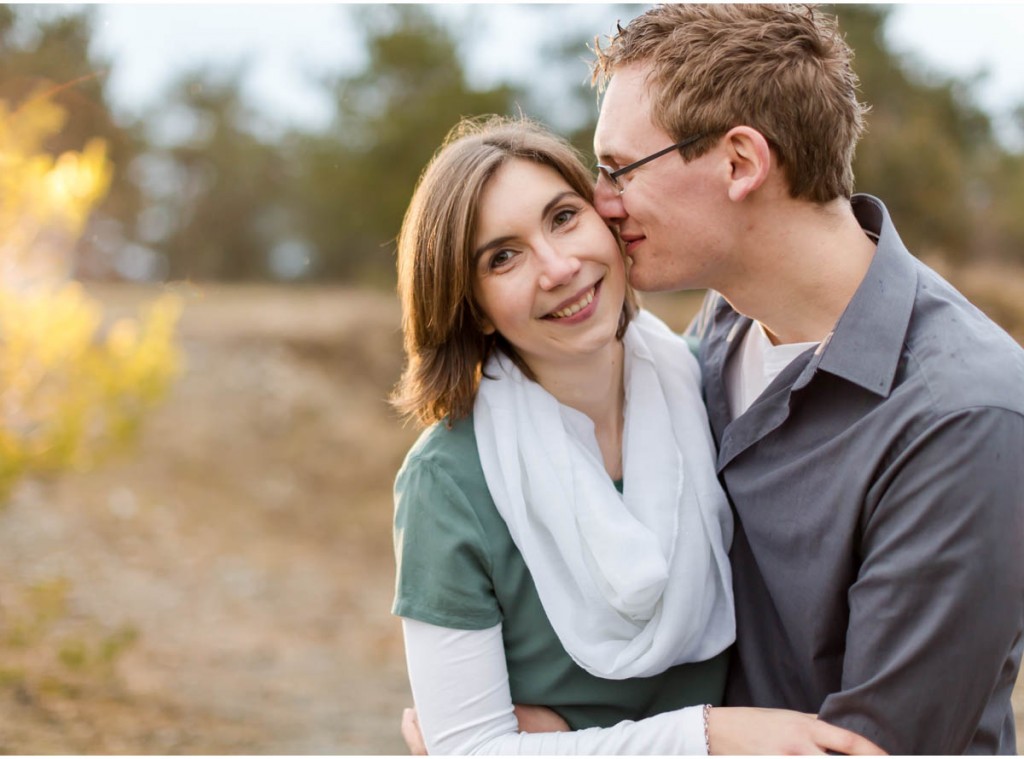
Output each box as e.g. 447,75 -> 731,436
536,243 -> 581,291
593,180 -> 626,224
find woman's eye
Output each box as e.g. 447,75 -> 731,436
553,208 -> 577,227
489,249 -> 515,269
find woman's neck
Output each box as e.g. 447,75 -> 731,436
531,341 -> 626,480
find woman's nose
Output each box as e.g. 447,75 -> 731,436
536,243 -> 581,291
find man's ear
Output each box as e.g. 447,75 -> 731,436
723,126 -> 772,202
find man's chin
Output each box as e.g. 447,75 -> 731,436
627,266 -> 684,294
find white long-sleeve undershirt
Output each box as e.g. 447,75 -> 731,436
402,617 -> 708,755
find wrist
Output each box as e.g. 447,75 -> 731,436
706,705 -> 737,756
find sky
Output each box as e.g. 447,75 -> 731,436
73,3 -> 1024,148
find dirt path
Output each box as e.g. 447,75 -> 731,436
0,284 -> 417,753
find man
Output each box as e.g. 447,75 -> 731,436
590,3 -> 1024,754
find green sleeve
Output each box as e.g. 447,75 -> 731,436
392,456 -> 502,630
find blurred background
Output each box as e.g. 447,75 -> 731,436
1,3 -> 1023,753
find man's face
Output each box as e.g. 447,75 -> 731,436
593,63 -> 730,293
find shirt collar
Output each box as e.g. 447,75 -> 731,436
812,194 -> 918,398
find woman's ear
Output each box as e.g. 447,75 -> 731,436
723,126 -> 772,203
479,316 -> 496,336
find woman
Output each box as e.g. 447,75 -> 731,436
391,116 -> 882,755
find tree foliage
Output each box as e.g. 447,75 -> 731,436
0,5 -> 147,277
4,4 -> 1024,282
289,5 -> 521,282
0,91 -> 182,502
835,5 -> 996,262
141,70 -> 289,280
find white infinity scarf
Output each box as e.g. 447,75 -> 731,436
473,309 -> 735,679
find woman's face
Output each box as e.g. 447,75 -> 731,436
471,158 -> 627,373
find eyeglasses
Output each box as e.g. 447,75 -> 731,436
596,134 -> 706,194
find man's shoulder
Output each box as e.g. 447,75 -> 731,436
903,261 -> 1024,417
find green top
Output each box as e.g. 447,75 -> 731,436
393,414 -> 729,730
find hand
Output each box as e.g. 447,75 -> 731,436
707,707 -> 887,755
513,703 -> 570,733
401,707 -> 427,755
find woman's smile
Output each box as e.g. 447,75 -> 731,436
544,279 -> 602,322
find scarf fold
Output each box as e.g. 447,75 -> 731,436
473,309 -> 735,679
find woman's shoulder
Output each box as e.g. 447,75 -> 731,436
401,413 -> 481,479
396,413 -> 494,523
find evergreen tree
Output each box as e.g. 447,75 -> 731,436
290,6 -> 520,283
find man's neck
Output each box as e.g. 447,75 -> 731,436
718,196 -> 876,345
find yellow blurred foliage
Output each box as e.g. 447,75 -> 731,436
0,93 -> 112,287
0,90 -> 182,501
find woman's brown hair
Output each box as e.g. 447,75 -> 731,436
392,115 -> 636,427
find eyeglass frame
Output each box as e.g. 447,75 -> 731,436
596,133 -> 706,194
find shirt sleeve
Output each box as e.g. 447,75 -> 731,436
393,456 -> 501,630
818,406 -> 1024,754
402,617 -> 708,755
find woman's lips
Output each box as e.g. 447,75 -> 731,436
544,279 -> 603,322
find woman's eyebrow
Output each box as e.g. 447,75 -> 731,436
541,191 -> 578,219
473,235 -> 515,264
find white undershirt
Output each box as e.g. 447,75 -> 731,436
725,320 -> 820,420
403,618 -> 709,755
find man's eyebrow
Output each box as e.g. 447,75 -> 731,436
595,149 -> 623,167
472,191 -> 581,264
593,136 -> 618,164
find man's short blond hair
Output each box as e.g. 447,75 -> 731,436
592,4 -> 869,202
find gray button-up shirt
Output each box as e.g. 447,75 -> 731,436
688,194 -> 1024,754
